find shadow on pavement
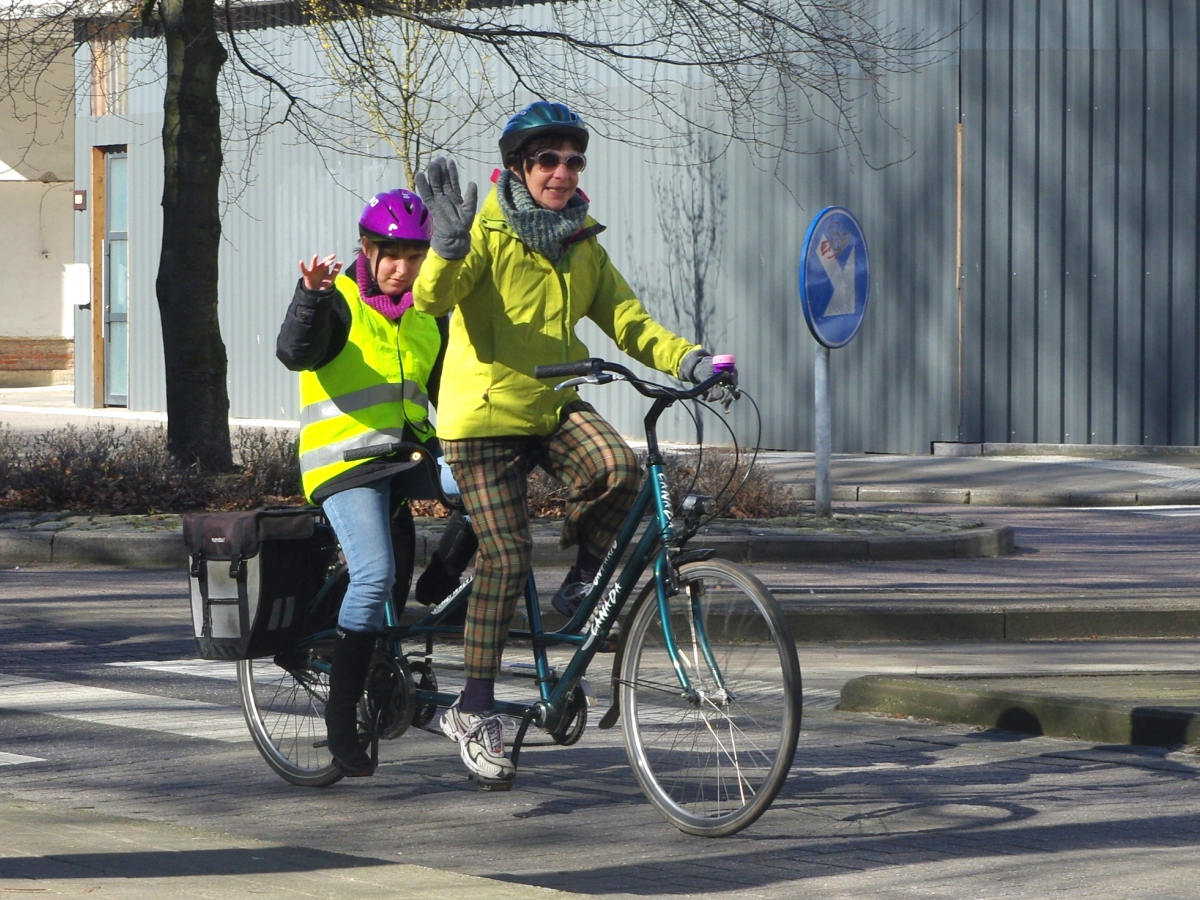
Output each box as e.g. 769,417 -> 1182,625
0,846 -> 393,880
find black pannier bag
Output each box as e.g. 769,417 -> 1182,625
184,507 -> 339,660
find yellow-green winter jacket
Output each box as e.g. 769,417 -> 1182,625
412,186 -> 699,439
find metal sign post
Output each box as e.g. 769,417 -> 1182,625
798,207 -> 870,517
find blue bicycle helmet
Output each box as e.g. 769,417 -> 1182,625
499,101 -> 589,164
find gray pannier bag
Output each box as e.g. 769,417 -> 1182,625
184,507 -> 339,660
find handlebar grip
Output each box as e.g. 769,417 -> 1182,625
343,442 -> 402,462
534,360 -> 599,379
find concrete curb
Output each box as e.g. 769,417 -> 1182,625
417,602 -> 1200,642
934,441 -> 1200,460
838,673 -> 1200,747
779,606 -> 1200,642
790,483 -> 1200,507
0,524 -> 1015,570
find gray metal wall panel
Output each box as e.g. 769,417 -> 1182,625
961,0 -> 1200,446
92,0 -> 1200,454
1010,18 -> 1038,442
1035,1 -> 1066,443
1114,1 -> 1143,445
981,0 -> 1012,442
1062,7 -> 1092,445
962,7 -> 985,442
1144,3 -> 1172,444
1171,13 -> 1198,443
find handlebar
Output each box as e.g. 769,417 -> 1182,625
534,358 -> 738,404
532,360 -> 600,379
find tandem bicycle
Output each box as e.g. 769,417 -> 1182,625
231,358 -> 802,837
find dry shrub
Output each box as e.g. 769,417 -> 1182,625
231,429 -> 303,504
0,424 -> 303,513
485,448 -> 796,520
0,425 -> 796,519
652,449 -> 800,520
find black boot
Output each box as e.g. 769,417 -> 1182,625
325,628 -> 377,776
415,513 -> 477,621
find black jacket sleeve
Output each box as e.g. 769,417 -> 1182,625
426,314 -> 451,411
275,277 -> 352,372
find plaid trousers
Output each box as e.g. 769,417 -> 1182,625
442,404 -> 640,679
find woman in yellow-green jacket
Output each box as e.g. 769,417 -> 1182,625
412,101 -> 721,787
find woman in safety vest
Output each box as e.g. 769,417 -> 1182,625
276,189 -> 474,777
412,102 -> 725,788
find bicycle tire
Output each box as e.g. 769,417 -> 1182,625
619,559 -> 801,836
237,648 -> 344,788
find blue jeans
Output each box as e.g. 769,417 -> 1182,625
321,477 -> 395,633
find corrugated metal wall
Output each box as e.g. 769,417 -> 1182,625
961,0 -> 1200,446
72,0 -> 1200,452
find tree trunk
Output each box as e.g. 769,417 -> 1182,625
156,0 -> 232,470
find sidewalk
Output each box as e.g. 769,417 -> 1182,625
0,794 -> 580,899
756,448 -> 1200,507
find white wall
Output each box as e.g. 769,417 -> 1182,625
0,28 -> 75,338
0,181 -> 74,337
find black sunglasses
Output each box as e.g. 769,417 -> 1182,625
526,150 -> 587,173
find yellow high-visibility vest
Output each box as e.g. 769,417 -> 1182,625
298,272 -> 440,502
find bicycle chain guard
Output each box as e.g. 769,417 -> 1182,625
361,650 -> 416,741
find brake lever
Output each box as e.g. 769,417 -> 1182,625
554,373 -> 617,391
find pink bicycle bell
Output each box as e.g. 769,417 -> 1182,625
712,354 -> 737,373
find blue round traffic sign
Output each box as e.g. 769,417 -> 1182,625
798,207 -> 870,349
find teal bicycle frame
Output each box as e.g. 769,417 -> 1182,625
315,357 -> 738,753
384,450 -> 678,739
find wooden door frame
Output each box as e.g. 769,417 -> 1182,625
90,145 -> 125,408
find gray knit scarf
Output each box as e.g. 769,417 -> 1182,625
496,169 -> 589,264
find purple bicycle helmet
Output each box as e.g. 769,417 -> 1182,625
358,189 -> 432,244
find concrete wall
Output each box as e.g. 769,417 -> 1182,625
0,27 -> 76,380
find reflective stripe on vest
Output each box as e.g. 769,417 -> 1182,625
298,426 -> 411,475
298,381 -> 429,429
297,271 -> 441,502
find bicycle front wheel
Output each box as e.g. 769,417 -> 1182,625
619,559 -> 801,836
237,648 -> 343,788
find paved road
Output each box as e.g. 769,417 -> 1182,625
4,557 -> 1200,898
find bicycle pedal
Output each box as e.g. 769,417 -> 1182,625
470,773 -> 515,792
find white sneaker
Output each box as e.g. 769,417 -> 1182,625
440,702 -> 515,786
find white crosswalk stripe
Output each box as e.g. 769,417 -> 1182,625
107,659 -> 238,680
0,674 -> 250,743
0,751 -> 45,765
804,688 -> 841,710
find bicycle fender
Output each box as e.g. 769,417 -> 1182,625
672,548 -> 716,566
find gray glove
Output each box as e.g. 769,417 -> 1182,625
679,348 -> 713,384
679,348 -> 730,405
415,157 -> 477,260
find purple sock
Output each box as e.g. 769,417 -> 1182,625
574,546 -> 602,583
460,677 -> 495,714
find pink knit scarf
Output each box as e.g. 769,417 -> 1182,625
356,254 -> 414,320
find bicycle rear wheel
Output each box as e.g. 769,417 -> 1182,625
619,559 -> 801,836
237,646 -> 343,787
